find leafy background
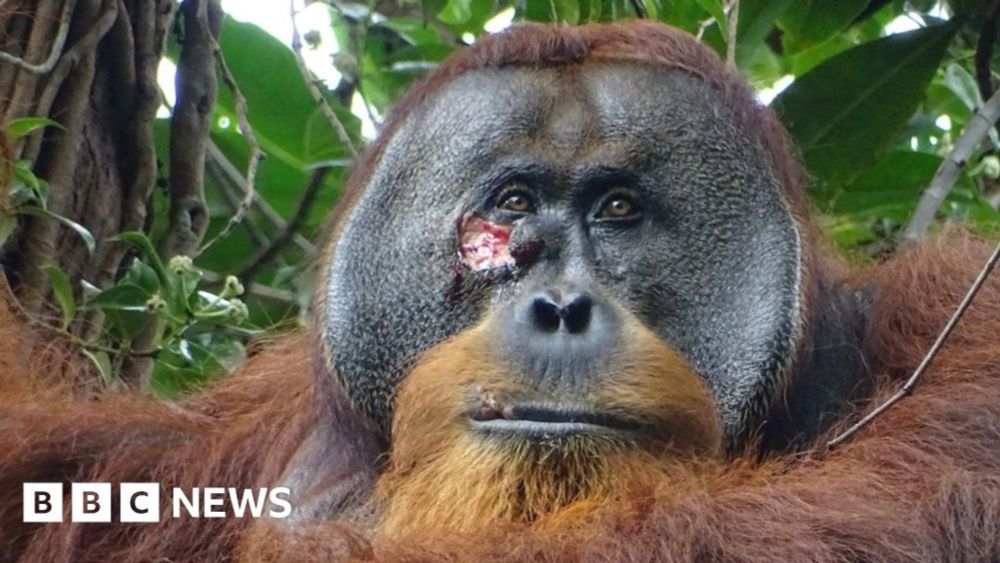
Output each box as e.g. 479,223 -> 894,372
2,0 -> 998,394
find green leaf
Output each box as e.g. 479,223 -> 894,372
942,62 -> 982,112
12,160 -> 48,203
41,265 -> 76,329
18,206 -> 96,254
732,0 -> 794,68
829,151 -> 999,238
830,151 -> 938,218
151,333 -> 245,397
773,22 -> 958,191
422,0 -> 447,23
0,212 -> 16,247
116,231 -> 167,276
738,0 -> 794,45
437,0 -> 472,25
553,0 -> 580,24
213,18 -> 360,167
86,283 -> 152,340
520,0 -> 556,22
82,349 -> 114,387
87,283 -> 153,310
778,0 -> 870,51
80,279 -> 101,301
122,258 -> 161,295
7,117 -> 63,139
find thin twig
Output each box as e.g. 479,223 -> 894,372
207,159 -> 273,248
726,0 -> 740,69
237,166 -> 329,282
695,18 -> 716,42
205,141 -> 317,256
196,35 -> 263,255
902,88 -> 1000,244
827,237 -> 1000,449
289,0 -> 358,159
0,0 -> 76,74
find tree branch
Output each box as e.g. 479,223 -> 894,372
828,236 -> 1000,449
0,0 -> 76,74
902,88 -> 1000,244
726,0 -> 739,69
290,0 -> 358,159
206,141 -> 317,256
195,35 -> 263,255
237,166 -> 329,282
161,0 -> 222,259
21,0 -> 120,162
15,0 -> 110,314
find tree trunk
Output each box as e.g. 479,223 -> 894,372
0,0 -> 219,386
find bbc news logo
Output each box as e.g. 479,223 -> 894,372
23,483 -> 292,523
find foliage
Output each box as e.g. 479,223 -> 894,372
2,0 -> 999,392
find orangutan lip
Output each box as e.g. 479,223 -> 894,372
469,404 -> 641,436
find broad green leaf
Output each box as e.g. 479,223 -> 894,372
738,0 -> 795,45
830,151 -> 999,234
214,18 -> 360,167
86,283 -> 153,340
778,0 -> 869,51
773,22 -> 958,191
7,117 -> 63,139
733,0 -> 795,69
151,333 -> 245,397
88,283 -> 154,310
18,207 -> 96,254
830,151 -> 940,218
41,265 -> 75,329
122,258 -> 161,296
520,0 -> 556,22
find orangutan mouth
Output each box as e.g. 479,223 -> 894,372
469,403 -> 642,438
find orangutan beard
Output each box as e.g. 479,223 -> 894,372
372,322 -> 722,539
375,428 -> 720,539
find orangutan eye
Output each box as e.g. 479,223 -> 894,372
596,193 -> 640,221
497,184 -> 536,214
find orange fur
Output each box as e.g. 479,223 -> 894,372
376,316 -> 721,538
2,20 -> 1000,563
246,236 -> 1000,562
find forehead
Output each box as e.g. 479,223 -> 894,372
396,61 -> 742,165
